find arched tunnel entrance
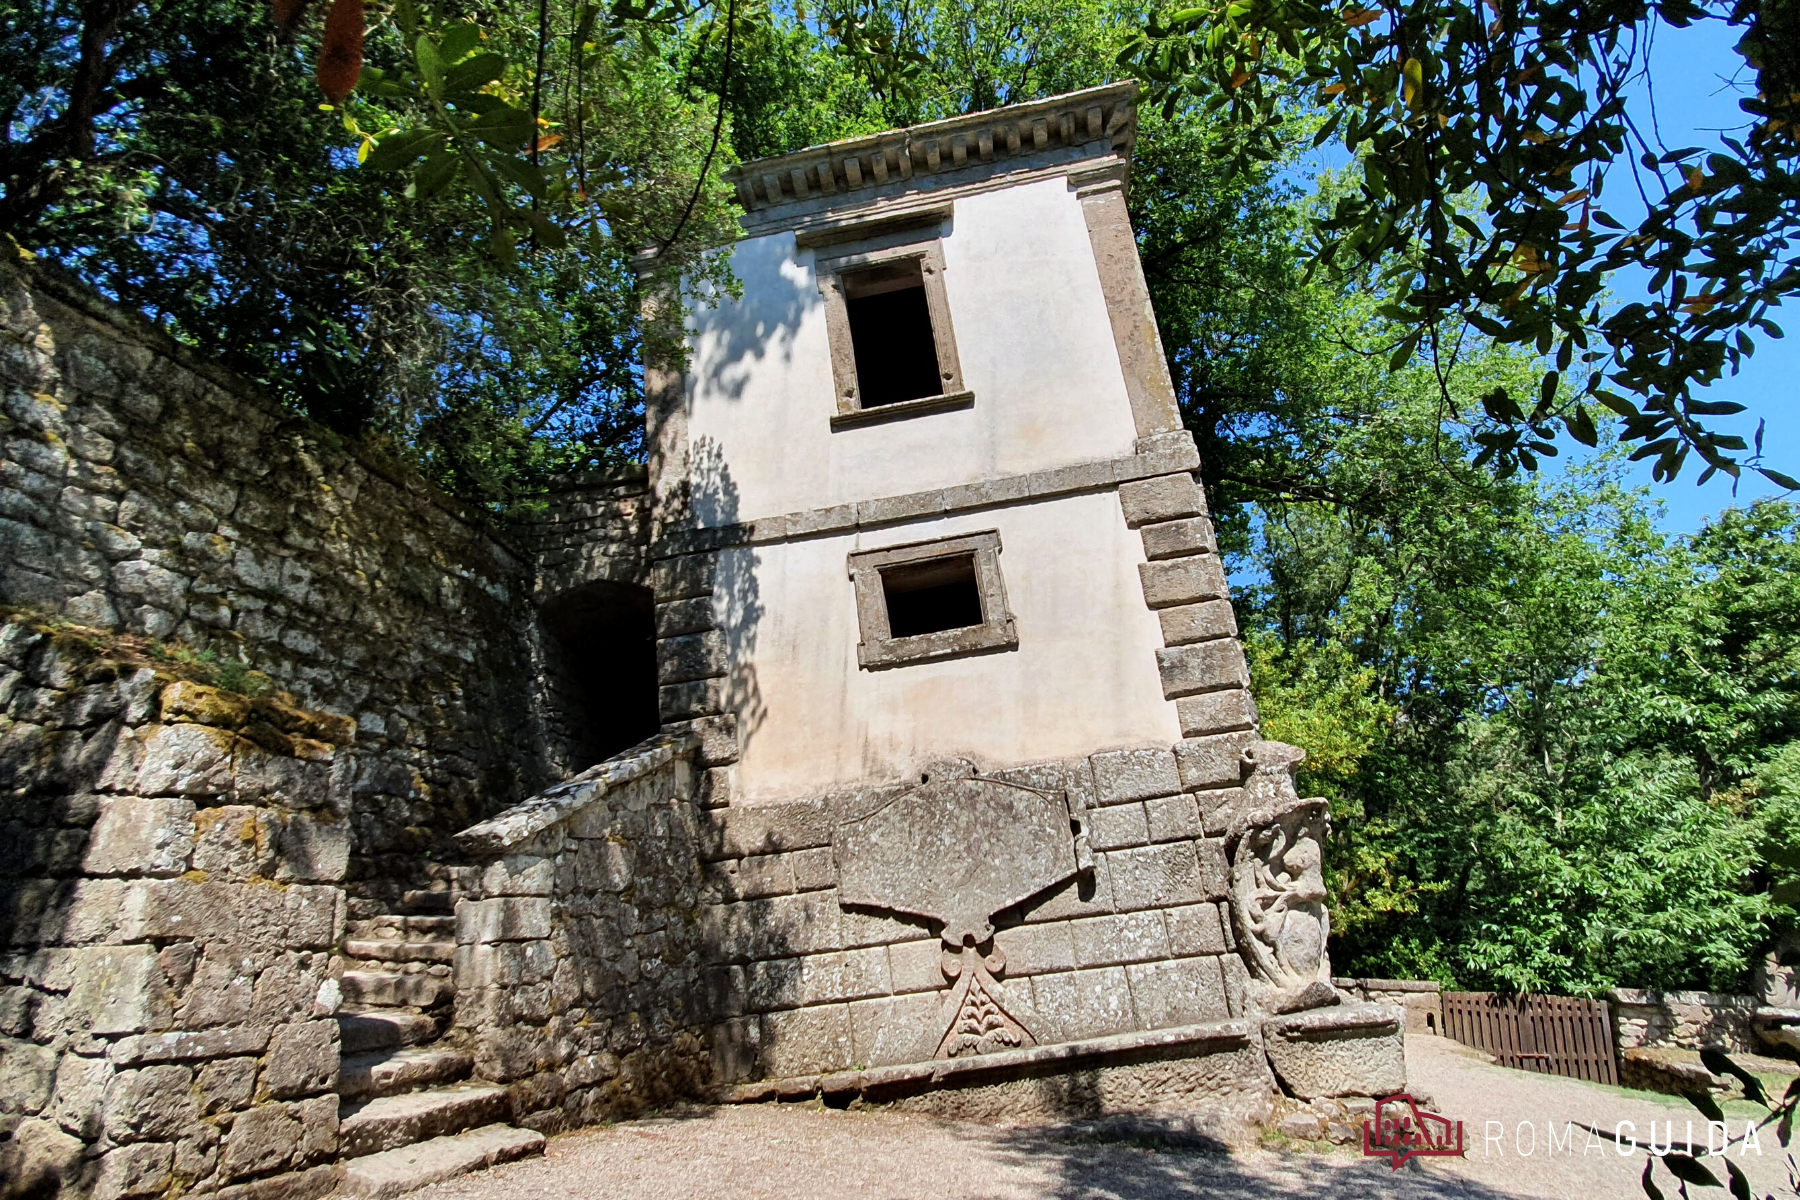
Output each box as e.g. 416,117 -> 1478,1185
538,580 -> 660,773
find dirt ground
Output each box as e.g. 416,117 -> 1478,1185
402,1036 -> 1795,1200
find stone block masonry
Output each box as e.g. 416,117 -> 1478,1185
452,736 -> 713,1134
0,251 -> 654,1197
0,636 -> 350,1200
510,469 -> 652,605
1609,988 -> 1762,1054
1115,471 -> 1263,838
0,253 -> 550,894
693,751 -> 1254,1091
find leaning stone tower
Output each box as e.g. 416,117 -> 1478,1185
637,82 -> 1404,1120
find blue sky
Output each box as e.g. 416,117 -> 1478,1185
1564,19 -> 1796,532
1289,20 -> 1795,533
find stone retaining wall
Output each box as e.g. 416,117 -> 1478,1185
1609,989 -> 1762,1054
0,253 -> 544,896
452,736 -> 712,1132
1,630 -> 350,1200
514,471 -> 652,605
1335,978 -> 1442,1036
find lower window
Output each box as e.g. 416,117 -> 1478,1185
848,531 -> 1017,669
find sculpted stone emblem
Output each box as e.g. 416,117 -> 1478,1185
937,943 -> 1033,1058
834,768 -> 1090,1057
1226,742 -> 1336,1011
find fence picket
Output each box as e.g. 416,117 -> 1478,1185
1441,991 -> 1617,1085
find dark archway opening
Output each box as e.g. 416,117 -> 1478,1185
539,581 -> 659,773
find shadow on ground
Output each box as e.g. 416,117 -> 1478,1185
979,1113 -> 1520,1200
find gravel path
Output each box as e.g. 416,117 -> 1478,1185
398,1035 -> 1795,1200
1409,1034 -> 1790,1200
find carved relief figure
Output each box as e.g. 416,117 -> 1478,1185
1226,742 -> 1336,1011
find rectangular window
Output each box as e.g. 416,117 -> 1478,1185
848,532 -> 1017,669
881,553 -> 983,636
843,259 -> 943,407
816,237 -> 970,429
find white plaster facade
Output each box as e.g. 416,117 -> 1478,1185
717,493 -> 1182,800
684,175 -> 1141,526
651,81 -> 1241,801
557,83 -> 1390,1111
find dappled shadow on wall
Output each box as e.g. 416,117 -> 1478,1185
689,239 -> 814,409
688,437 -> 766,756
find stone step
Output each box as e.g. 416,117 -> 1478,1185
401,890 -> 455,914
347,915 -> 458,941
340,1046 -> 474,1100
340,971 -> 451,1010
345,939 -> 456,964
337,1012 -> 440,1055
423,863 -> 481,889
338,1084 -> 512,1158
339,1123 -> 544,1198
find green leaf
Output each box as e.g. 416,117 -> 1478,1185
415,35 -> 445,98
361,129 -> 438,172
1482,386 -> 1526,423
1722,1160 -> 1752,1200
1682,1091 -> 1726,1123
414,148 -> 460,196
1567,406 -> 1598,446
1660,1153 -> 1720,1189
445,51 -> 508,92
485,150 -> 549,199
1699,1051 -> 1767,1105
523,208 -> 568,248
440,21 -> 482,62
1388,331 -> 1420,371
1312,111 -> 1343,147
1595,391 -> 1639,418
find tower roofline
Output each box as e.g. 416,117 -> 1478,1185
723,80 -> 1139,237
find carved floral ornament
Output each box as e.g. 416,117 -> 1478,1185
832,766 -> 1092,1058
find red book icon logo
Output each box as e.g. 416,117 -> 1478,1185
1363,1094 -> 1466,1168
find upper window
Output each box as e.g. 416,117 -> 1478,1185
842,258 -> 942,407
816,239 -> 970,429
848,531 -> 1017,669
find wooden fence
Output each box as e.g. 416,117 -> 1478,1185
1442,992 -> 1618,1086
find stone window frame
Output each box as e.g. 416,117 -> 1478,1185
848,530 -> 1017,670
815,236 -> 971,430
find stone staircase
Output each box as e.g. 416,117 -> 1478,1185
334,867 -> 544,1197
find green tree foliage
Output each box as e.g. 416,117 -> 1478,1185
1115,64 -> 1798,990
1124,0 -> 1800,491
4,0 -> 733,503
1237,387 -> 1800,990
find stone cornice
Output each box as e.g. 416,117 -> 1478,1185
653,430 -> 1200,559
725,81 -> 1139,235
